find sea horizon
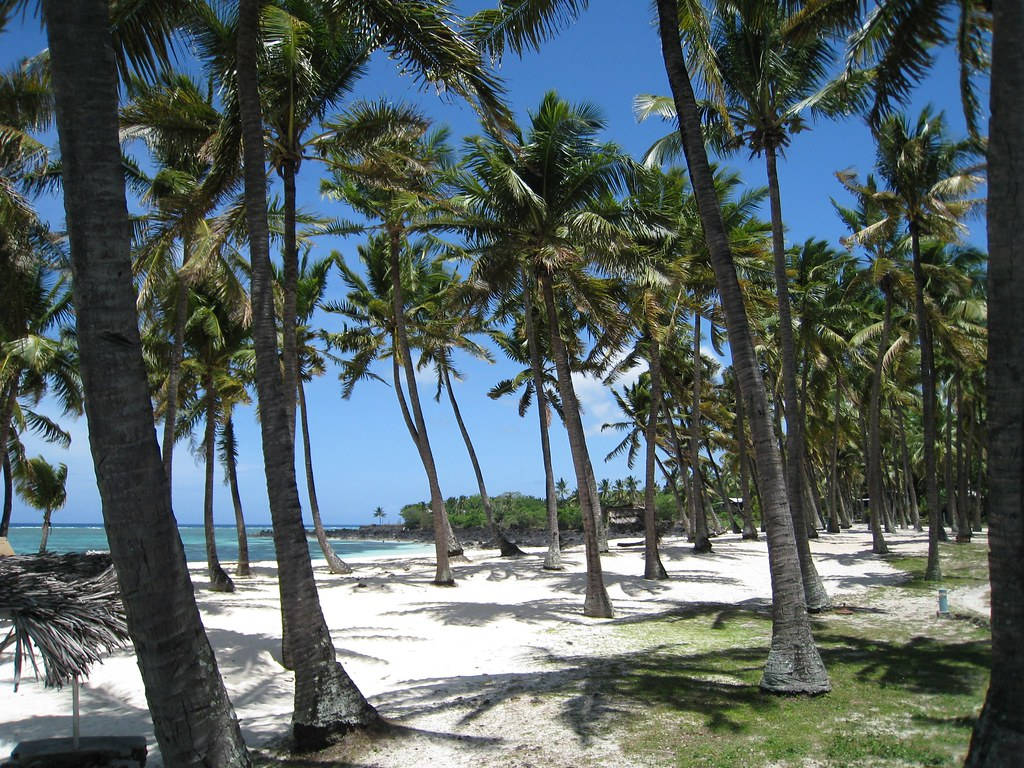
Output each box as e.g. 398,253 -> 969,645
3,522 -> 427,563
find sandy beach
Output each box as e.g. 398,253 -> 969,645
0,529 -> 990,767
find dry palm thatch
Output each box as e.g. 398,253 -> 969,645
0,553 -> 129,690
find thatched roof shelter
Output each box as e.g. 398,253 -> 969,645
0,552 -> 130,690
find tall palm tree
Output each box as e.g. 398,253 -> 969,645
39,0 -> 252,763
14,454 -> 66,553
236,0 -> 378,745
963,2 -> 1023,760
855,107 -> 982,580
653,0 -> 831,691
450,92 -> 633,617
322,109 -> 463,584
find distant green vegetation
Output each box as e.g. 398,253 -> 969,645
398,489 -> 681,530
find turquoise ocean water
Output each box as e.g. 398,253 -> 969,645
4,524 -> 429,563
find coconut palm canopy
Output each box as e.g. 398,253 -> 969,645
0,552 -> 129,690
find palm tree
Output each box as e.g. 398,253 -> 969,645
653,0 -> 831,691
40,0 -> 252,763
322,111 -> 464,583
450,92 -> 632,617
236,0 -> 378,744
14,455 -> 66,553
174,288 -> 255,593
420,275 -> 525,557
963,3 -> 1023,760
290,253 -> 352,574
855,107 -> 983,580
487,305 -> 566,569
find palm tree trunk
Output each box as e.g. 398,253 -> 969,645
867,289 -> 893,554
298,380 -> 351,574
690,311 -> 712,551
38,508 -> 51,553
704,442 -> 740,533
964,1 -> 1024,757
390,355 -> 460,558
204,378 -> 234,592
765,146 -> 830,608
389,229 -> 458,583
443,368 -> 523,556
656,455 -> 689,537
281,160 -> 299,443
656,0 -> 829,692
224,416 -> 250,577
43,1 -> 251,762
733,374 -> 758,539
0,384 -> 17,538
540,272 -> 612,617
958,384 -> 971,540
896,406 -> 921,530
161,237 -> 190,489
664,402 -> 696,541
911,230 -> 942,581
524,271 -> 562,570
643,338 -> 668,579
949,377 -> 969,542
237,0 -> 378,745
826,368 -> 843,533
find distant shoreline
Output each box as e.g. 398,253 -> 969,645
254,524 -> 586,550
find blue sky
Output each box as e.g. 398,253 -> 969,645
4,3 -> 983,527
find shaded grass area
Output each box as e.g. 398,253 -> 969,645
606,542 -> 991,767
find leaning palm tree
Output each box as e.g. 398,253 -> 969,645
420,273 -> 525,557
38,0 -> 252,763
13,455 -> 67,553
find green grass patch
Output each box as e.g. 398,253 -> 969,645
885,539 -> 990,592
595,590 -> 989,767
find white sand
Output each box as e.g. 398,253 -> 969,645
0,529 -> 990,766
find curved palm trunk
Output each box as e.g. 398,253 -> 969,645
443,368 -> 523,556
643,340 -> 668,579
965,2 -> 1024,757
867,289 -> 893,554
44,1 -> 251,762
237,0 -> 378,745
704,442 -> 740,533
957,383 -> 971,541
161,238 -> 191,490
204,379 -> 234,592
765,147 -> 830,610
298,380 -> 352,574
656,0 -> 829,692
690,312 -> 712,552
911,231 -> 942,581
540,273 -> 612,617
733,376 -> 758,539
524,272 -> 562,569
224,416 -> 250,577
388,230 -> 458,583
